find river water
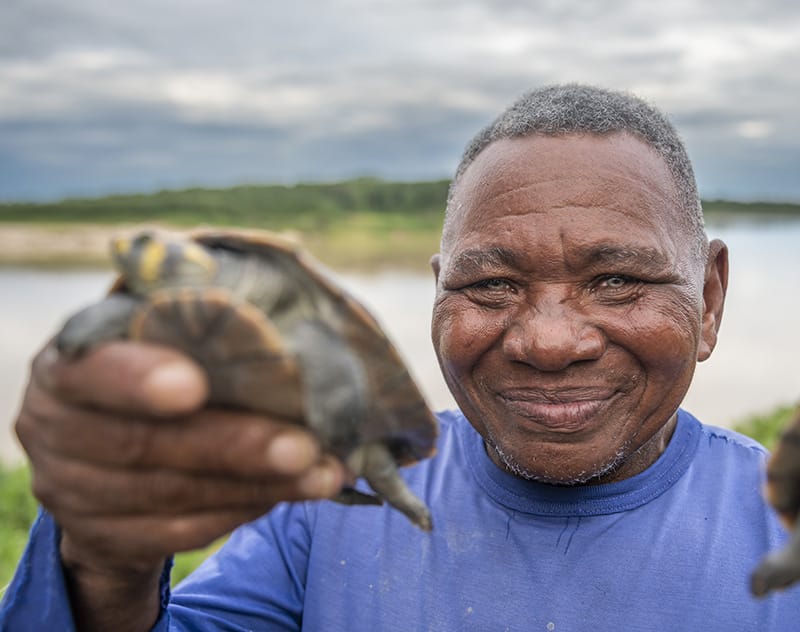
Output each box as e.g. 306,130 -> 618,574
2,220 -> 799,464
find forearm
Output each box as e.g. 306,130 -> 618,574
61,536 -> 166,632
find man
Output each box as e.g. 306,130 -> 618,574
3,84 -> 798,630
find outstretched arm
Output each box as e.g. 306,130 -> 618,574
12,341 -> 345,632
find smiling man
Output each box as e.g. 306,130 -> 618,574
432,127 -> 724,487
3,84 -> 799,631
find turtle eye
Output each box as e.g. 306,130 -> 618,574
131,232 -> 156,248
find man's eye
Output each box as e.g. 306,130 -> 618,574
602,275 -> 631,289
461,277 -> 516,307
592,275 -> 643,301
473,278 -> 512,291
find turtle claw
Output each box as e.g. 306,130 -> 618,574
751,549 -> 800,597
752,520 -> 800,597
334,488 -> 384,506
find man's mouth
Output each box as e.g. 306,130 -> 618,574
495,387 -> 620,432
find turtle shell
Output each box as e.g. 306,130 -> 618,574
113,229 -> 439,468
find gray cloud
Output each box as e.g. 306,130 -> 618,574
0,0 -> 798,201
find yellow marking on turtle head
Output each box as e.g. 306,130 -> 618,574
138,239 -> 168,283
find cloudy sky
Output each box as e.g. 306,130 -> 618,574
1,0 -> 797,202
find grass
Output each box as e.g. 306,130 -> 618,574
1,402 -> 797,597
0,465 -> 38,595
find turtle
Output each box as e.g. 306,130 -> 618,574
55,228 -> 439,531
752,404 -> 800,596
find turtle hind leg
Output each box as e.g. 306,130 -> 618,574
347,442 -> 432,531
752,517 -> 800,597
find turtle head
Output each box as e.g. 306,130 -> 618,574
112,231 -> 218,295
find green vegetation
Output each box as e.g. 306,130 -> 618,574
732,404 -> 797,451
702,200 -> 800,221
1,178 -> 798,269
1,178 -> 798,228
0,178 -> 451,230
0,178 -> 453,270
0,465 -> 38,594
1,402 -> 796,595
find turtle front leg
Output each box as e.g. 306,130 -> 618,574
347,442 -> 432,531
56,294 -> 140,358
752,517 -> 800,597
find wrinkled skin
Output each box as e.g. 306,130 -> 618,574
431,132 -> 728,485
15,342 -> 345,632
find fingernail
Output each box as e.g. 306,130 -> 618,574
141,362 -> 207,413
266,432 -> 318,474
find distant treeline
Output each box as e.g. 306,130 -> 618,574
0,178 -> 451,231
701,199 -> 800,218
0,178 -> 798,228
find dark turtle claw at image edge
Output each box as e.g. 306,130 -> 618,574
56,228 -> 439,531
752,405 -> 800,596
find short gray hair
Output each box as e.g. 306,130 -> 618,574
449,84 -> 707,258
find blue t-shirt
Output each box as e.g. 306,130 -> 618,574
3,409 -> 800,630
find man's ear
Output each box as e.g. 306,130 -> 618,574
430,253 -> 441,283
697,239 -> 729,362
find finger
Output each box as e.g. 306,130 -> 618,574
31,448 -> 345,517
38,341 -> 208,416
20,378 -> 323,477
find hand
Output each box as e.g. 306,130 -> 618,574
15,340 -> 345,630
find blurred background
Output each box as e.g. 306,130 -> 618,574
1,0 -> 798,463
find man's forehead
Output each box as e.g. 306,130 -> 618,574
452,132 -> 676,200
444,132 -> 684,245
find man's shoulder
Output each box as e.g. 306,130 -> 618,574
699,423 -> 770,454
682,408 -> 770,458
678,409 -> 770,492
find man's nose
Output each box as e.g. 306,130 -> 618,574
501,290 -> 606,371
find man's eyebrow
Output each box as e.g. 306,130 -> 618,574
448,247 -> 520,275
576,244 -> 671,270
446,244 -> 673,276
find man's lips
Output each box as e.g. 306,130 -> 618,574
495,387 -> 620,432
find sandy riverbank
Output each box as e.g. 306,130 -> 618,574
0,223 -> 145,267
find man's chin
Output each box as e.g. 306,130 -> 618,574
487,439 -> 628,486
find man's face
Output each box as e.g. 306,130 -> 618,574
431,132 -> 726,484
